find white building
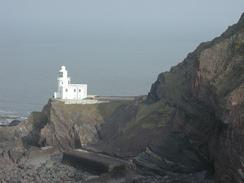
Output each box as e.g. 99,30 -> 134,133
54,66 -> 87,100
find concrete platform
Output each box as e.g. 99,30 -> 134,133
62,149 -> 129,175
52,96 -> 139,105
57,99 -> 107,105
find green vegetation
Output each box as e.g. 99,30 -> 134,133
126,101 -> 173,130
30,112 -> 46,129
51,100 -> 132,124
98,100 -> 132,120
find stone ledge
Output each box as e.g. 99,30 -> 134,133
62,149 -> 129,175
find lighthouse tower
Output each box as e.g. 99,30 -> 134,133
58,66 -> 70,88
54,66 -> 70,99
54,66 -> 87,100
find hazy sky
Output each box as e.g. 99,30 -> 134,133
0,0 -> 243,113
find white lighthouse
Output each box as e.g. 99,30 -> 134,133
54,66 -> 87,100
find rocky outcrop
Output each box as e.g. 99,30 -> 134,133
21,99 -> 134,151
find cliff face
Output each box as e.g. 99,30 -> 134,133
24,100 -> 134,150
145,13 -> 244,182
1,13 -> 243,183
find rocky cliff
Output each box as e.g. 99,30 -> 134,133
144,13 -> 244,182
0,13 -> 244,183
86,13 -> 243,182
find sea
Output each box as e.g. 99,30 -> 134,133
0,0 -> 241,126
0,26 -> 223,125
0,95 -> 43,125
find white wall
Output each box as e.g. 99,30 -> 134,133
62,84 -> 87,100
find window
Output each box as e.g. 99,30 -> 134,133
65,89 -> 68,92
59,72 -> 63,77
79,89 -> 81,92
74,89 -> 76,92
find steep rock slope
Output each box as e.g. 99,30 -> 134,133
141,13 -> 244,182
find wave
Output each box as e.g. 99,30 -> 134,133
0,114 -> 27,126
0,109 -> 16,115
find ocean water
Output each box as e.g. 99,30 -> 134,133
0,34 -> 200,125
0,97 -> 36,125
0,22 -> 238,125
0,0 -> 242,125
